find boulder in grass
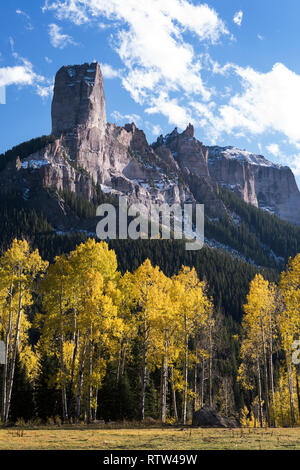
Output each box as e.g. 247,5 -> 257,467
192,406 -> 239,428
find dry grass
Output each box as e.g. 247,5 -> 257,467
0,425 -> 299,450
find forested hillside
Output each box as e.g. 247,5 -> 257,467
0,135 -> 56,172
0,190 -> 279,321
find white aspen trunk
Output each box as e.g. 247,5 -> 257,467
261,324 -> 270,426
287,356 -> 296,426
76,335 -> 88,421
92,387 -> 98,421
116,343 -> 122,384
1,287 -> 12,423
201,357 -> 205,408
69,329 -> 79,417
269,330 -> 276,427
140,334 -> 147,421
5,284 -> 23,422
170,366 -> 178,422
121,342 -> 128,376
87,337 -> 93,424
257,356 -> 264,428
59,332 -> 69,423
193,364 -> 197,413
279,377 -> 285,427
183,329 -> 188,425
59,284 -> 68,423
208,322 -> 213,408
69,312 -> 78,390
160,347 -> 168,423
296,371 -> 300,416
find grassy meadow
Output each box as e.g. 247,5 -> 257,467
0,425 -> 299,450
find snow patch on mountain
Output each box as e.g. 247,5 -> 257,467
208,146 -> 283,169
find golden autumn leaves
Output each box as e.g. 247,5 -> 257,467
0,239 -> 48,423
0,238 -> 298,426
0,239 -> 214,424
239,255 -> 300,427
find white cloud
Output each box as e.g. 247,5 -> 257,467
16,9 -> 30,19
98,22 -> 108,30
290,156 -> 300,176
146,92 -> 192,129
36,83 -> 54,98
150,124 -> 162,136
266,143 -> 280,157
0,64 -> 36,87
16,9 -> 33,30
276,154 -> 300,180
43,0 -> 89,25
43,0 -> 229,124
101,63 -> 120,79
215,63 -> 300,145
0,42 -> 52,99
145,122 -> 163,136
257,34 -> 264,41
45,56 -> 53,63
233,11 -> 243,27
0,42 -> 44,89
111,110 -> 142,126
48,23 -> 77,48
0,61 -> 52,99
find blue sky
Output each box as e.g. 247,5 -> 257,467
1,0 -> 300,187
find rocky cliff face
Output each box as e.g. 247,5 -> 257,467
208,146 -> 300,225
52,62 -> 106,137
0,61 -> 299,228
0,63 -> 199,228
152,125 -> 225,217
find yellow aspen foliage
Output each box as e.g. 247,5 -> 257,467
271,367 -> 300,426
238,274 -> 277,427
279,254 -> 300,355
172,266 -> 212,423
240,405 -> 256,428
0,239 -> 48,422
129,259 -> 171,420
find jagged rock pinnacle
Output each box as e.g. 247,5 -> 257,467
51,62 -> 106,136
183,123 -> 194,138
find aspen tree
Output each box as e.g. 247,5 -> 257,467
279,254 -> 300,425
67,240 -> 121,422
173,267 -> 210,424
239,274 -> 277,427
130,259 -> 169,421
40,239 -> 121,422
40,254 -> 72,422
114,272 -> 138,383
0,239 -> 48,422
150,275 -> 174,423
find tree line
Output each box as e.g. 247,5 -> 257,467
0,239 -> 299,426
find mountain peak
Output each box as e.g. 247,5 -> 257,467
182,123 -> 194,138
208,145 -> 282,169
51,62 -> 106,136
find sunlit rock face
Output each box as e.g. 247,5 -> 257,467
51,62 -> 106,137
208,146 -> 300,225
0,61 -> 299,228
